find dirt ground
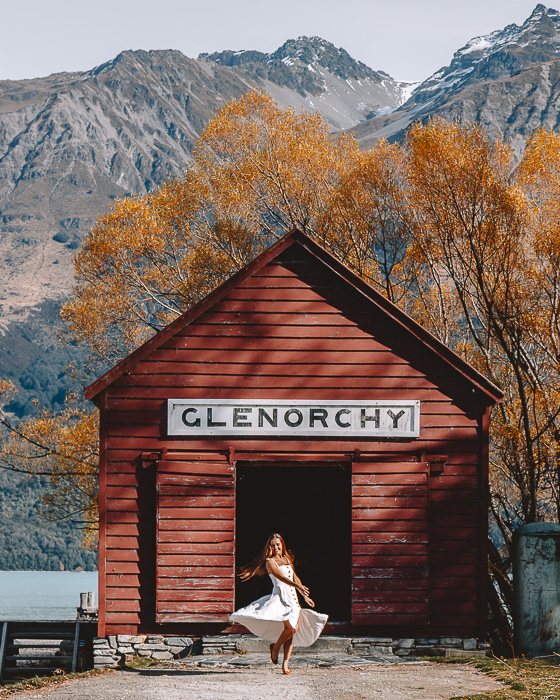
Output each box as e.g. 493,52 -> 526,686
13,663 -> 504,699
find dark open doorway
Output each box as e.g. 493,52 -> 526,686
235,463 -> 351,622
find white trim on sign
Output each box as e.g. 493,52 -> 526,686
167,399 -> 420,438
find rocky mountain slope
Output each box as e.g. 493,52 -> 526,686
0,50 -> 252,329
202,36 -> 410,129
351,4 -> 560,151
3,8 -> 560,568
0,38 -> 407,332
3,8 -> 560,413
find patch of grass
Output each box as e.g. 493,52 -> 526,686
429,655 -> 560,699
122,656 -> 162,670
0,668 -> 111,697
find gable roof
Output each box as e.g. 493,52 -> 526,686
84,228 -> 503,404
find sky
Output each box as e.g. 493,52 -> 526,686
1,0 -> 557,83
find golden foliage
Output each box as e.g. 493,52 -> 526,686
320,140 -> 417,304
406,119 -> 531,342
61,91 -> 424,372
195,90 -> 358,239
0,388 -> 99,545
403,119 -> 560,525
61,178 -> 217,371
14,93 -> 560,552
0,379 -> 16,406
61,92 -> 363,372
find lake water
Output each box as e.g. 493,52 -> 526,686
0,571 -> 98,620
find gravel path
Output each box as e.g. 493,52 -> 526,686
12,659 -> 503,699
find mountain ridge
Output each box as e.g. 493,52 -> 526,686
0,38 -> 409,338
349,4 -> 560,149
3,8 -> 560,568
200,36 -> 409,123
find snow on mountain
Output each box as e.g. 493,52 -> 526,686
0,39 -> 404,332
416,3 -> 560,102
349,4 -> 560,149
202,37 -> 410,130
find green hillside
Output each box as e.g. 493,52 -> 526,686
0,468 -> 97,571
0,301 -> 97,570
0,301 -> 86,418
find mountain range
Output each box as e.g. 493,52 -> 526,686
0,38 -> 409,335
1,5 -> 560,408
351,4 -> 560,151
2,3 -> 560,569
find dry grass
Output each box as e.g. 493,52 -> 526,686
121,655 -> 162,669
0,667 -> 112,697
437,655 -> 560,699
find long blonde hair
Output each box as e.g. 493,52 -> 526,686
237,533 -> 294,581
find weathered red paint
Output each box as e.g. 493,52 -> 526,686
97,390 -> 108,638
87,229 -> 502,637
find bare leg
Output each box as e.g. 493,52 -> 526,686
272,621 -> 295,663
282,634 -> 294,674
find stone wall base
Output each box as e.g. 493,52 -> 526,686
202,634 -> 490,657
93,634 -> 490,668
349,636 -> 490,657
93,635 -> 193,668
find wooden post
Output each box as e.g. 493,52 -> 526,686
71,621 -> 81,673
479,407 -> 490,637
0,622 -> 8,682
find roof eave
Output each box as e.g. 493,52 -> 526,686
293,235 -> 503,404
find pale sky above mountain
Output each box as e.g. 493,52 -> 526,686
1,0 -> 557,83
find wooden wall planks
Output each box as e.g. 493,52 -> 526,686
99,250 -> 487,636
155,461 -> 235,623
352,462 -> 429,627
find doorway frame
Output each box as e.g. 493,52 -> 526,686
234,456 -> 353,623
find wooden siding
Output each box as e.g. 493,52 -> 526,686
155,460 -> 235,623
352,461 -> 428,626
429,453 -> 481,632
100,245 -> 486,636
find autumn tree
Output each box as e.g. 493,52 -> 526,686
399,120 -> 560,650
516,127 -> 560,523
7,91 -> 560,650
0,380 -> 99,544
406,120 -> 543,502
61,92 -> 362,373
62,91 -> 421,373
319,141 -> 418,305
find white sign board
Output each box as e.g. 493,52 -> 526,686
167,399 -> 420,438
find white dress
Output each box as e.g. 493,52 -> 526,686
229,559 -> 328,647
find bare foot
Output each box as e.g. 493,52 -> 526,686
270,643 -> 278,665
282,665 -> 291,675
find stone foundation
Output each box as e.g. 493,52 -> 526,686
349,636 -> 490,658
202,634 -> 490,657
93,635 -> 194,668
93,634 -> 490,668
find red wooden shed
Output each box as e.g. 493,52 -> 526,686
85,228 -> 502,640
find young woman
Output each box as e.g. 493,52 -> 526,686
229,533 -> 328,674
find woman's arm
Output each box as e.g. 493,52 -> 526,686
292,567 -> 315,607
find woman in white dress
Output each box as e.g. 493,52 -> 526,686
230,533 -> 328,674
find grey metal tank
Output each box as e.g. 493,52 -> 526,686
513,522 -> 560,656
